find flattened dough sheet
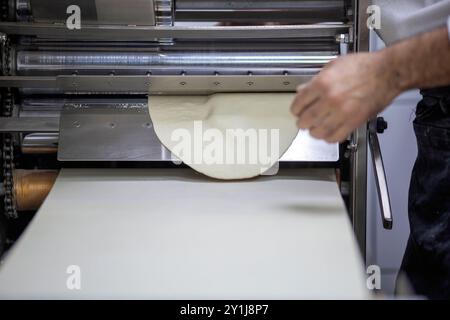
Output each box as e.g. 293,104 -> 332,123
149,93 -> 299,180
0,169 -> 369,299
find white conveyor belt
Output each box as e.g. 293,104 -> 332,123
0,168 -> 369,299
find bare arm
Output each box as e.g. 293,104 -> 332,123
290,26 -> 450,143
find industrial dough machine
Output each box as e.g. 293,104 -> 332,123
0,0 -> 391,260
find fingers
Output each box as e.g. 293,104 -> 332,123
290,82 -> 321,117
310,121 -> 350,143
299,98 -> 358,142
290,53 -> 384,143
308,112 -> 348,142
308,110 -> 361,143
326,125 -> 353,143
296,99 -> 332,130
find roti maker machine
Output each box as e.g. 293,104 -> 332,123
0,0 -> 391,259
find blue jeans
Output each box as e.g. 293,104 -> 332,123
399,86 -> 450,299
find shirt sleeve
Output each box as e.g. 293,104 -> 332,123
373,0 -> 450,45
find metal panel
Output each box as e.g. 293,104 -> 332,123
280,131 -> 339,162
0,76 -> 56,88
95,0 -> 155,25
147,75 -> 314,94
14,97 -> 339,163
29,0 -> 156,25
0,74 -> 317,94
175,0 -> 347,23
58,104 -> 172,161
0,117 -> 59,132
0,22 -> 349,40
30,0 -> 98,23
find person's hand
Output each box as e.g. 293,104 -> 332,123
290,52 -> 401,143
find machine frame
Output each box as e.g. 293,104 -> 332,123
0,0 -> 377,259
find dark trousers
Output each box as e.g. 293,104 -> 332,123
399,86 -> 450,299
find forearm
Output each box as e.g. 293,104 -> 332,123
290,25 -> 450,143
382,26 -> 450,92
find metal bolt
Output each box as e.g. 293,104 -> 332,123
0,33 -> 6,44
347,142 -> 358,152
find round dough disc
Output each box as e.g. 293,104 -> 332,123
149,93 -> 298,180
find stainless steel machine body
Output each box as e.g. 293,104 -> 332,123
0,0 -> 389,258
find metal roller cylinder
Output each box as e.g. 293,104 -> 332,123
16,50 -> 336,76
21,133 -> 59,154
13,170 -> 58,211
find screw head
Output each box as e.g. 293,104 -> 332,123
376,117 -> 388,134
